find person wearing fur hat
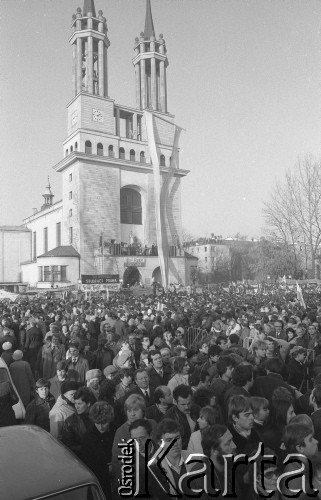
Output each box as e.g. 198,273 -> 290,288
85,369 -> 102,400
24,378 -> 55,432
9,350 -> 34,407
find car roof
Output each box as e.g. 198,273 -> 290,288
0,425 -> 98,499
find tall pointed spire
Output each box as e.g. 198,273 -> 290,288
83,0 -> 96,18
144,0 -> 155,40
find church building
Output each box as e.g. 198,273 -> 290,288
18,0 -> 197,289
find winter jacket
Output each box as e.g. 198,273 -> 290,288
25,393 -> 55,432
9,359 -> 34,406
49,395 -> 75,440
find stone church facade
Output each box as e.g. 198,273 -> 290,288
17,0 -> 197,288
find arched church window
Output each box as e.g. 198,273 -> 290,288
75,142 -> 78,151
140,151 -> 145,163
97,143 -> 103,156
85,141 -> 92,154
108,145 -> 114,157
130,149 -> 136,161
70,145 -> 73,153
120,187 -> 142,225
160,154 -> 166,166
65,149 -> 69,157
119,147 -> 125,160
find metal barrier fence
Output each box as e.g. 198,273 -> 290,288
186,327 -> 207,348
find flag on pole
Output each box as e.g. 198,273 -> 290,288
296,282 -> 306,309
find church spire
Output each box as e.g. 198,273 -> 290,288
133,1 -> 168,113
144,0 -> 155,40
83,0 -> 96,18
42,177 -> 54,210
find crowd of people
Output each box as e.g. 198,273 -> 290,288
1,284 -> 321,499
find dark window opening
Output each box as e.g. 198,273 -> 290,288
120,188 -> 142,225
130,149 -> 136,161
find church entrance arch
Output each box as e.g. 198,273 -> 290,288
123,266 -> 141,287
152,266 -> 162,285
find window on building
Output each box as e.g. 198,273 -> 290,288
108,145 -> 114,157
119,147 -> 125,159
69,173 -> 72,182
44,266 -> 51,281
69,209 -> 73,217
38,265 -> 68,282
160,154 -> 166,166
205,257 -> 207,262
85,140 -> 92,154
70,145 -> 73,153
56,222 -> 61,247
140,151 -> 145,163
69,227 -> 73,244
75,142 -> 78,150
69,191 -> 72,200
97,143 -> 103,156
120,187 -> 142,225
205,247 -> 207,252
44,227 -> 48,253
33,232 -> 37,261
130,149 -> 136,161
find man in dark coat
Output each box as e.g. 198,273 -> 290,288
66,343 -> 89,384
25,378 -> 55,432
250,357 -> 296,402
162,385 -> 196,450
9,350 -> 34,407
147,350 -> 171,390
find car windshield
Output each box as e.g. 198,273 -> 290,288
43,485 -> 104,500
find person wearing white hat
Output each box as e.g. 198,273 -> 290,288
1,341 -> 13,367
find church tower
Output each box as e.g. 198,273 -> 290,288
133,0 -> 168,113
52,0 -> 192,286
70,0 -> 109,97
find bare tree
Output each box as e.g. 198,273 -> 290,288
263,156 -> 321,277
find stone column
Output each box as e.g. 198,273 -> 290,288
115,107 -> 120,136
150,38 -> 157,110
98,40 -> 104,96
135,63 -> 141,109
104,46 -> 108,96
159,60 -> 165,112
76,38 -> 82,94
72,43 -> 77,96
133,113 -> 138,139
87,36 -> 94,94
140,59 -> 146,109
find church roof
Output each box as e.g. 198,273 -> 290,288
38,246 -> 80,259
83,0 -> 96,17
144,0 -> 155,39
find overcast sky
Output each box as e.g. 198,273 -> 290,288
1,0 -> 320,239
